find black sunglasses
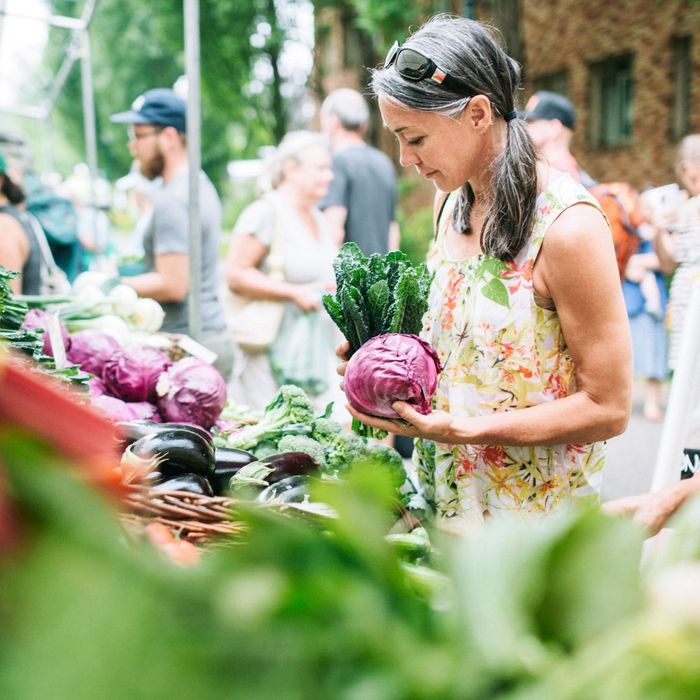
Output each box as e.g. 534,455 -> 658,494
384,41 -> 474,97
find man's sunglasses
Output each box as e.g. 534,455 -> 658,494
384,41 -> 474,97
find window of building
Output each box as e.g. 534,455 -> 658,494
671,36 -> 691,142
588,54 -> 634,149
532,71 -> 569,98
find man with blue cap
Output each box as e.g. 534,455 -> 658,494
111,88 -> 233,379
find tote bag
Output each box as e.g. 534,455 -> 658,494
269,309 -> 331,397
223,202 -> 285,353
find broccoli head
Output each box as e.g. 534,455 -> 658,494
311,417 -> 343,445
226,385 -> 316,451
323,433 -> 370,474
277,435 -> 326,467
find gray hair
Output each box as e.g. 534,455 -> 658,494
321,88 -> 370,132
675,134 -> 700,176
371,15 -> 537,261
266,131 -> 330,189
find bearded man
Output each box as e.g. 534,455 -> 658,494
111,88 -> 233,379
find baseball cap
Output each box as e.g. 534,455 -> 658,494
520,90 -> 577,130
110,88 -> 186,133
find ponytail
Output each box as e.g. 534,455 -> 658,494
0,173 -> 26,206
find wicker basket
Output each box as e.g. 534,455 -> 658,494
122,486 -> 246,543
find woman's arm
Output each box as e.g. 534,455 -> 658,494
225,233 -> 320,311
346,203 -> 632,446
0,213 -> 30,294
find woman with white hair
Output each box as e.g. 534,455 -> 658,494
225,131 -> 339,410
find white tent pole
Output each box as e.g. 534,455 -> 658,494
184,0 -> 202,340
651,281 -> 700,492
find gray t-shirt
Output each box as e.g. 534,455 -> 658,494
142,170 -> 226,334
319,143 -> 397,256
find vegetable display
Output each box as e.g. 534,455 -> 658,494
322,242 -> 433,436
344,333 -> 441,419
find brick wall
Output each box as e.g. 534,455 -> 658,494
515,0 -> 700,187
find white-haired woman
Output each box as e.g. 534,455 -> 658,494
225,131 -> 339,410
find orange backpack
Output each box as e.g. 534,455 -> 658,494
589,183 -> 645,279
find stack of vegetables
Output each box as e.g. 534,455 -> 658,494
0,265 -> 229,429
119,384 -> 412,507
322,243 -> 437,437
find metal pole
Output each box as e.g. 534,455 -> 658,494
80,28 -> 103,256
184,0 -> 202,340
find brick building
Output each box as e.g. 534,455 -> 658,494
314,0 -> 700,188
516,0 -> 700,188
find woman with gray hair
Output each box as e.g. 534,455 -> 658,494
341,16 -> 632,530
226,131 -> 340,410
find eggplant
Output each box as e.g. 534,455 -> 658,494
130,428 -> 215,477
118,420 -> 213,446
150,473 -> 213,496
158,422 -> 212,444
259,452 -> 319,485
210,447 -> 258,496
257,475 -> 312,503
116,420 -> 162,448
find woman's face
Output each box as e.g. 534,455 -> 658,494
378,95 -> 492,192
285,146 -> 334,202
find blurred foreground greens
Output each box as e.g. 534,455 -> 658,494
1,429 -> 700,700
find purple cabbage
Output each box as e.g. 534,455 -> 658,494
21,308 -> 71,357
102,344 -> 171,403
344,333 -> 441,418
92,395 -> 161,423
156,357 -> 227,429
66,330 -> 120,377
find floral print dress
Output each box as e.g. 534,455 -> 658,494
413,175 -> 607,530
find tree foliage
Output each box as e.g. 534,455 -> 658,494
41,0 -> 309,190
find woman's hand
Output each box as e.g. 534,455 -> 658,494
346,401 -> 457,443
289,283 -> 322,311
335,340 -> 350,380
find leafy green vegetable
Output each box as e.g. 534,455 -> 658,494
323,243 -> 432,356
0,265 -> 90,386
225,385 -> 316,451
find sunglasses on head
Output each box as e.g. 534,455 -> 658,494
384,41 -> 474,97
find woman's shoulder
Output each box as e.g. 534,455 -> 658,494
232,194 -> 277,239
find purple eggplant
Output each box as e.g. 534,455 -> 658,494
130,428 -> 215,478
210,447 -> 258,495
261,452 -> 319,484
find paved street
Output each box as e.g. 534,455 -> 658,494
601,380 -> 667,502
